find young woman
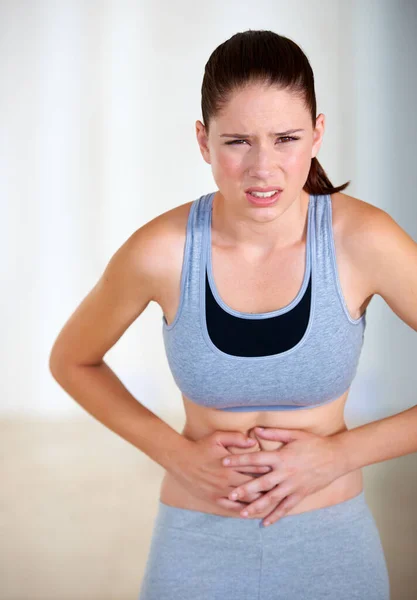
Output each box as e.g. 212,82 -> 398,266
49,30 -> 417,599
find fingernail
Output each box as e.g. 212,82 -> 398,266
223,458 -> 230,465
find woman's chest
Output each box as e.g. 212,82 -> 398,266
159,222 -> 371,328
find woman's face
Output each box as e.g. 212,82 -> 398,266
196,83 -> 324,212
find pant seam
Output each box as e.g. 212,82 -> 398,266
258,530 -> 263,600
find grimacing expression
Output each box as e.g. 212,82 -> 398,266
196,84 -> 325,206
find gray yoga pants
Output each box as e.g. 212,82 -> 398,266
138,489 -> 390,599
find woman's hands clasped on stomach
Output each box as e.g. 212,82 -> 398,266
169,430 -> 274,510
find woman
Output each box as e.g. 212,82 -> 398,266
49,30 -> 417,599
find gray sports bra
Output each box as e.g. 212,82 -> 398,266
161,191 -> 367,412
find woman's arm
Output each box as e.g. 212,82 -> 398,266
49,215 -> 191,473
333,202 -> 417,470
331,405 -> 417,474
50,360 -> 190,473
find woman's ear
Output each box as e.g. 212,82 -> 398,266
311,113 -> 325,159
195,120 -> 211,164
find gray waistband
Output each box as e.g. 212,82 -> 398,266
155,490 -> 367,541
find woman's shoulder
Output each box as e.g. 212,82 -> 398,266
140,199 -> 195,254
329,191 -> 385,244
331,192 -> 417,329
330,189 -> 380,218
329,191 -> 397,292
125,199 -> 195,305
129,199 -> 194,247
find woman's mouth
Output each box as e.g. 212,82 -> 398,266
245,190 -> 282,206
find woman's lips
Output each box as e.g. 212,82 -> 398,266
246,190 -> 282,206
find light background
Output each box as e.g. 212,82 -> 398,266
1,1 -> 416,599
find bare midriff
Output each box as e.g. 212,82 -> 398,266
159,388 -> 363,519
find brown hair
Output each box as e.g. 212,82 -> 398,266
201,29 -> 350,195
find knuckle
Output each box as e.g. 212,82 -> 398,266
246,494 -> 258,503
247,492 -> 263,501
277,494 -> 291,507
289,492 -> 303,505
280,493 -> 299,510
263,474 -> 276,487
270,487 -> 283,499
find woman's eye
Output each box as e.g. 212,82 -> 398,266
225,136 -> 298,146
225,139 -> 248,145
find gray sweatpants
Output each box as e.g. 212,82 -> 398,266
138,489 -> 390,599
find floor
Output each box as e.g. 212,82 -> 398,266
1,412 -> 416,600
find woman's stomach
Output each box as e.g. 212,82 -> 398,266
159,390 -> 363,519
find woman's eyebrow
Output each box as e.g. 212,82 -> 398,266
219,129 -> 305,138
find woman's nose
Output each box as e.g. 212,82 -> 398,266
248,148 -> 277,177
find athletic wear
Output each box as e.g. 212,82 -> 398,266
162,191 -> 367,411
138,490 -> 390,600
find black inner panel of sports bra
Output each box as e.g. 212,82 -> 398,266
205,269 -> 312,357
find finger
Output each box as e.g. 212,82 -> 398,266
215,497 -> 251,511
229,471 -> 261,487
238,471 -> 269,479
235,465 -> 271,474
238,485 -> 289,517
215,431 -> 259,448
244,491 -> 265,502
225,442 -> 259,455
228,491 -> 265,503
254,427 -> 303,442
262,493 -> 303,526
228,472 -> 281,502
223,451 -> 277,468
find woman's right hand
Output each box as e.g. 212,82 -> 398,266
170,430 -> 271,511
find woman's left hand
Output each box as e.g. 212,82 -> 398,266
221,427 -> 347,526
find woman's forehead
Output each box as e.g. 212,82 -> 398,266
217,86 -> 306,117
213,96 -> 309,131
